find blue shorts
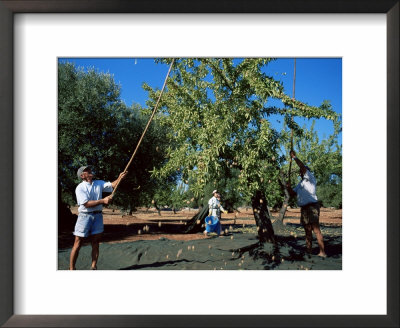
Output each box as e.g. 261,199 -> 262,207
73,212 -> 104,237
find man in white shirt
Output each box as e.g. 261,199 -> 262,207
69,166 -> 127,270
287,151 -> 327,257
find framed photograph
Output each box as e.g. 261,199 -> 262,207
1,0 -> 398,327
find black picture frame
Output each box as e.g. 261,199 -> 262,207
0,0 -> 398,327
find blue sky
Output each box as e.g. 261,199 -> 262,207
59,57 -> 342,143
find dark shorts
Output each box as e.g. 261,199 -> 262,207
300,203 -> 320,226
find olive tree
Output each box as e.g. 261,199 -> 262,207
58,62 -> 174,214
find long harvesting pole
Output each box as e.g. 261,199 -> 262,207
111,59 -> 175,198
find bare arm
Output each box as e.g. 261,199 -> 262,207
219,203 -> 227,214
111,171 -> 128,189
290,150 -> 307,176
83,196 -> 112,208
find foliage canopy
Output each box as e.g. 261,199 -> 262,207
147,58 -> 340,201
58,62 -> 175,211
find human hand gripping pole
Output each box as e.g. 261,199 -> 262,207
102,172 -> 128,205
109,59 -> 175,199
102,195 -> 113,205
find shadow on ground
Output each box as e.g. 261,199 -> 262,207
58,218 -> 252,249
58,223 -> 342,271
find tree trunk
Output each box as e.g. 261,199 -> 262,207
274,171 -> 290,227
251,190 -> 275,243
274,191 -> 290,227
154,201 -> 161,216
129,198 -> 137,216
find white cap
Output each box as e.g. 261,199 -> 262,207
77,165 -> 91,178
212,190 -> 218,194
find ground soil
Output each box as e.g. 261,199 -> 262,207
58,206 -> 342,249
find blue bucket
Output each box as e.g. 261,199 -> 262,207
205,216 -> 221,234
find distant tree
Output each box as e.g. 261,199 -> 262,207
170,182 -> 188,213
150,180 -> 187,214
58,62 -> 123,204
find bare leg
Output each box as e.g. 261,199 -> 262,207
304,224 -> 313,254
312,222 -> 327,257
90,233 -> 102,269
69,236 -> 83,270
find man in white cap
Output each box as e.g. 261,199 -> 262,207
69,166 -> 127,270
205,190 -> 227,236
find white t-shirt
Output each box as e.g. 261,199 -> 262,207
293,170 -> 318,207
208,196 -> 225,217
75,180 -> 113,213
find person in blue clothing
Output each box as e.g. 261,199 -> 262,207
286,151 -> 327,257
69,166 -> 127,270
204,190 -> 227,237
